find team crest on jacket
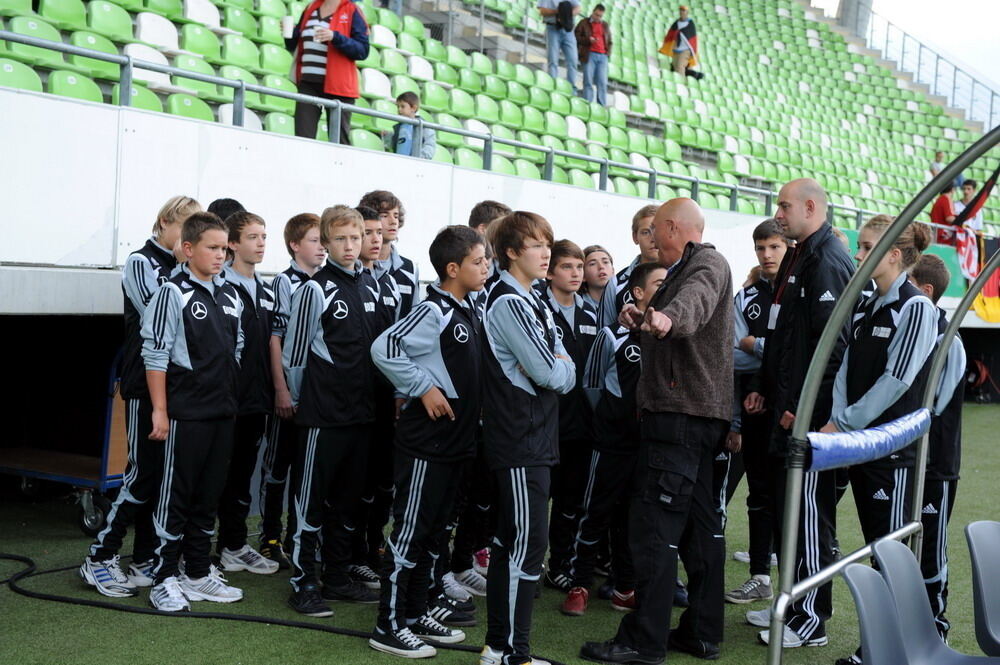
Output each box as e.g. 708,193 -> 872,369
190,301 -> 208,320
747,303 -> 761,320
332,300 -> 349,319
453,323 -> 470,343
624,344 -> 641,363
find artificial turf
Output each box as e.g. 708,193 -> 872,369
1,403 -> 998,665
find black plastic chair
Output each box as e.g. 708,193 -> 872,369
966,521 -> 1000,656
842,563 -> 912,665
873,538 -> 1000,663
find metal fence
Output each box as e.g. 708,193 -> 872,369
0,29 -> 974,234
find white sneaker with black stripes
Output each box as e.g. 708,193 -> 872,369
150,576 -> 190,612
369,626 -> 436,659
180,566 -> 243,603
411,614 -> 466,644
455,568 -> 487,596
220,545 -> 279,575
347,564 -> 381,590
442,571 -> 473,602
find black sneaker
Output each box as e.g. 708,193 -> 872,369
259,538 -> 291,570
348,564 -> 381,590
544,569 -> 572,592
288,584 -> 333,617
439,591 -> 475,614
322,580 -> 380,604
411,614 -> 466,644
674,580 -> 690,608
369,626 -> 436,658
597,578 -> 616,600
427,595 -> 478,627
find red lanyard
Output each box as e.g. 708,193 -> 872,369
772,245 -> 802,305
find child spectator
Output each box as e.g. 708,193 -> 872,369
259,213 -> 326,569
216,212 -> 280,576
80,195 -> 201,598
561,261 -> 667,617
283,205 -> 381,617
144,212 -> 245,612
382,91 -> 437,160
539,240 -> 599,592
368,225 -> 489,657
479,211 -> 576,665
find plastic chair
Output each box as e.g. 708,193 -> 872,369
6,16 -> 87,72
68,31 -> 120,80
39,0 -> 88,31
172,53 -> 226,101
842,563 -> 912,665
111,82 -> 163,111
349,128 -> 383,151
0,56 -> 42,91
143,0 -> 182,20
166,92 -> 214,121
874,538 -> 1000,664
135,12 -> 181,52
47,69 -> 103,102
87,0 -> 136,43
180,24 -> 221,61
967,521 -> 1000,656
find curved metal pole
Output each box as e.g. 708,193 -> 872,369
766,123 -> 1000,665
911,247 -> 1000,560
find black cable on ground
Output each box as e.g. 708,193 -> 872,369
0,553 -> 570,665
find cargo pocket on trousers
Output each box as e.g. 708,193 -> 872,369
643,445 -> 698,511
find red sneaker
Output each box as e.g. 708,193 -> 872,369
561,587 -> 589,616
611,589 -> 637,612
473,548 -> 490,576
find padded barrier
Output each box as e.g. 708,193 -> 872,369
806,408 -> 931,472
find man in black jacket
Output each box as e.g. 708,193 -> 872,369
743,179 -> 855,648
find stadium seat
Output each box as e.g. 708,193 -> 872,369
223,7 -> 257,39
350,128 -> 383,151
259,43 -> 292,75
568,168 -> 593,189
361,67 -> 390,99
219,34 -> 260,71
87,1 -> 136,43
172,53 -> 225,101
217,102 -> 262,129
401,15 -> 424,40
39,0 -> 88,31
111,81 -> 162,111
217,64 -> 262,108
407,55 -> 434,81
454,147 -> 482,170
180,24 -> 221,61
135,12 -> 183,52
449,88 -> 474,119
259,73 -> 295,113
46,68 -> 102,102
390,73 -> 419,99
0,56 -> 42,91
68,31 -> 119,80
434,112 -> 464,148
432,143 -> 453,164
0,0 -> 34,17
143,0 -> 182,20
166,92 -> 214,121
6,17 -> 88,73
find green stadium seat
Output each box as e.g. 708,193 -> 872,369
370,98 -> 396,132
142,0 -> 181,17
380,49 -> 408,76
483,73 -> 506,100
0,0 -> 34,17
495,59 -> 515,81
469,51 -> 491,76
350,128 -> 384,151
259,43 -> 293,75
180,24 -> 221,61
550,165 -> 569,184
111,82 -> 162,111
522,105 -> 544,134
257,16 -> 282,44
421,81 -> 448,113
423,38 -> 446,63
0,56 -> 42,91
492,154 -> 516,176
260,73 -> 296,113
570,96 -> 589,120
449,88 -> 474,118
433,62 -> 458,87
544,111 -> 567,139
167,92 -> 214,121
458,68 -> 482,94
454,147 -> 482,169
173,53 -> 227,101
498,99 -> 522,129
68,31 -> 119,80
608,107 -> 626,128
589,102 -> 609,125
402,14 -> 424,39
475,94 -> 499,124
390,73 -> 419,98
376,7 -> 401,34
445,45 -> 468,69
434,112 -> 464,148
550,91 -> 570,115
432,143 -> 453,164
256,0 -> 286,18
218,64 -> 262,108
224,7 -> 257,39
514,158 -> 540,179
87,1 -> 136,43
612,177 -> 638,197
220,35 -> 260,71
568,168 -> 593,188
513,63 -> 534,86
39,0 -> 88,31
506,80 -> 529,106
534,68 -> 554,92
529,86 -> 550,111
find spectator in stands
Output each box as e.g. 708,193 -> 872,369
955,179 -> 984,232
538,0 -> 581,90
659,5 -> 699,76
382,91 -> 436,160
931,184 -> 957,244
287,0 -> 370,144
575,3 -> 612,106
929,151 -> 944,178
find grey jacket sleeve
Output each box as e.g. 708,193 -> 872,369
832,298 -> 938,432
141,283 -> 181,372
371,301 -> 439,397
420,126 -> 437,160
596,277 -> 618,329
122,253 -> 161,314
733,296 -> 759,373
491,297 -> 576,394
282,281 -> 323,406
271,273 -> 292,339
934,336 -> 966,415
582,327 -> 613,408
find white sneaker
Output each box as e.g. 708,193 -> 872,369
442,571 -> 472,602
220,545 -> 280,575
79,555 -> 137,598
127,559 -> 156,587
746,607 -> 771,627
181,566 -> 244,603
480,646 -> 504,665
150,576 -> 190,612
758,627 -> 828,648
732,551 -> 779,566
455,568 -> 487,597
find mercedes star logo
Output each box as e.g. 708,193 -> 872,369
453,323 -> 469,343
332,300 -> 349,319
747,303 -> 761,320
624,344 -> 641,363
554,326 -> 564,341
190,301 -> 208,320
623,291 -> 635,304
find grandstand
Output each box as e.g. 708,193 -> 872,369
2,0 -> 999,231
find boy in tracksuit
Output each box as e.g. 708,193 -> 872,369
283,205 -> 380,618
362,190 -> 421,317
80,196 -> 200,598
216,212 -> 280,576
561,261 -> 667,617
349,205 -> 402,593
368,225 -> 489,658
539,240 -> 599,591
259,213 -> 326,568
910,253 -> 966,639
480,211 -> 576,665
595,204 -> 659,328
144,212 -> 245,612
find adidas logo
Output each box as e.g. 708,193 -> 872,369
872,489 -> 890,501
922,504 -> 939,515
819,290 -> 836,302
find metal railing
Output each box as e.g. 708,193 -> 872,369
846,3 -> 999,129
0,29 -> 981,235
766,123 -> 1000,665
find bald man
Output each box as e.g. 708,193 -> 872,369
581,199 -> 734,664
743,179 -> 855,648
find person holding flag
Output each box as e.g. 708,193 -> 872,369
659,5 -> 701,77
951,163 -> 999,282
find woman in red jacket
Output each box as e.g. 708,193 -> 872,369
286,0 -> 370,143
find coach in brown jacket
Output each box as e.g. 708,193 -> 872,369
581,198 -> 734,664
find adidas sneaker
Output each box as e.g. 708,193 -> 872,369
442,571 -> 473,602
220,544 -> 280,574
127,558 -> 156,587
150,576 -> 190,612
79,555 -> 137,598
181,566 -> 244,603
455,568 -> 487,596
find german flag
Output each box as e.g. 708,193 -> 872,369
967,162 -> 1000,322
659,19 -> 698,68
